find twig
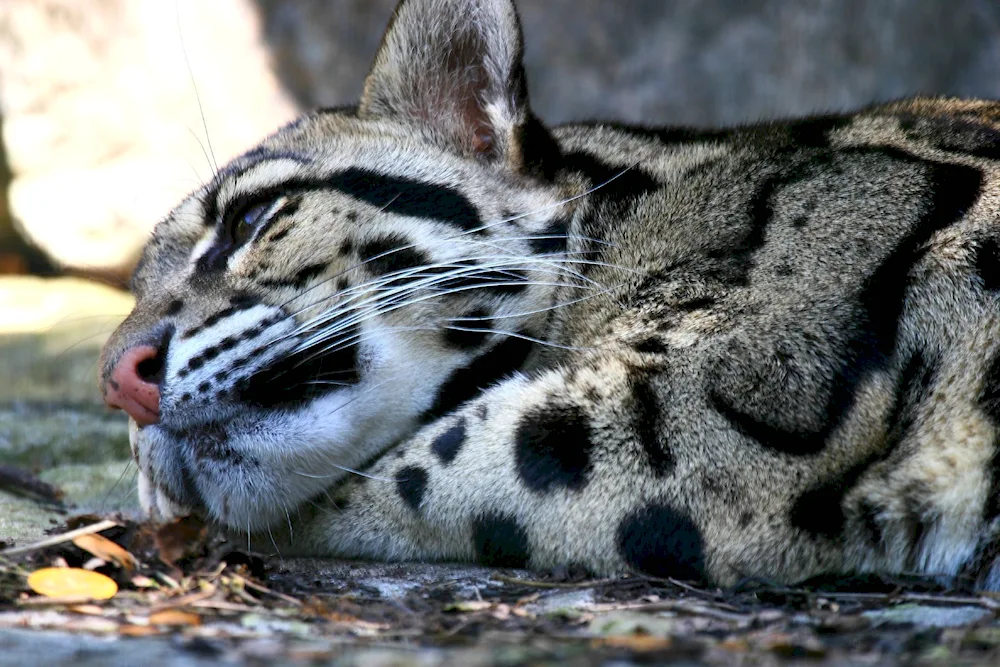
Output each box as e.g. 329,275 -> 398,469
0,519 -> 119,558
238,576 -> 304,606
591,599 -> 755,624
189,599 -> 262,613
492,574 -> 623,589
16,595 -> 101,607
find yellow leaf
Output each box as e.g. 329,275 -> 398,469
118,624 -> 161,637
595,635 -> 673,652
148,609 -> 202,627
27,567 -> 118,600
72,533 -> 138,571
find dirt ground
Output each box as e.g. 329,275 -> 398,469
3,512 -> 1000,666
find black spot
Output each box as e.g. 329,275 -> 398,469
517,112 -> 563,181
259,262 -> 327,290
790,349 -> 940,537
358,234 -> 429,276
633,337 -> 668,355
631,378 -> 674,476
472,513 -> 531,568
229,293 -> 259,309
188,423 -> 250,465
529,219 -> 569,254
791,214 -> 808,229
614,124 -> 734,146
338,239 -> 354,256
714,153 -> 981,457
515,403 -> 594,492
857,500 -> 884,547
326,169 -> 482,230
107,378 -> 120,392
561,152 -> 659,204
896,114 -> 1000,161
981,351 -> 1000,425
704,167 -> 803,287
346,210 -> 358,222
236,324 -> 361,408
432,418 -> 467,464
395,466 -> 428,512
980,351 -> 1000,520
267,227 -> 291,243
774,262 -> 795,277
617,504 -> 705,581
422,335 -> 534,420
676,296 -> 716,311
180,393 -> 192,402
165,299 -> 184,316
785,115 -> 852,148
856,155 -> 981,361
432,263 -> 528,296
476,403 -> 489,420
975,238 -> 1000,292
738,512 -> 754,528
181,300 -> 255,340
445,309 -> 493,349
197,381 -> 211,393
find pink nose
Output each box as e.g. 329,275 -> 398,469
104,345 -> 161,426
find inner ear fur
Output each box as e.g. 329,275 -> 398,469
359,0 -> 533,165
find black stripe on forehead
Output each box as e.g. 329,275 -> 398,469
327,168 -> 482,230
208,168 -> 482,231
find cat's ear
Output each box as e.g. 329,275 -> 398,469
359,0 -> 533,164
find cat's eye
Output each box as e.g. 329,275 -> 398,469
228,202 -> 271,246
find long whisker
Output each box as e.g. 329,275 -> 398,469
101,459 -> 135,512
278,252 -> 626,336
174,3 -> 218,176
272,165 -> 637,313
292,465 -> 399,483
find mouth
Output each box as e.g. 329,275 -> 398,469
134,390 -> 364,532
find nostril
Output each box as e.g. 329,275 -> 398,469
137,355 -> 164,385
137,324 -> 173,386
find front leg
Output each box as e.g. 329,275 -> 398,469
292,353 -> 723,580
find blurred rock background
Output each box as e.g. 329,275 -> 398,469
0,0 -> 999,535
1,0 -> 999,280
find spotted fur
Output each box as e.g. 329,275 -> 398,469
101,0 -> 1000,587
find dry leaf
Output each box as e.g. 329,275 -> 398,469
118,624 -> 162,637
155,516 -> 208,567
27,567 -> 118,600
72,533 -> 138,571
68,604 -> 107,616
596,635 -> 674,652
148,609 -> 202,627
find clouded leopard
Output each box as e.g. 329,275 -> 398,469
100,0 -> 1000,587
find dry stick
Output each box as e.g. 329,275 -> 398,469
0,519 -> 119,558
492,574 -> 623,589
